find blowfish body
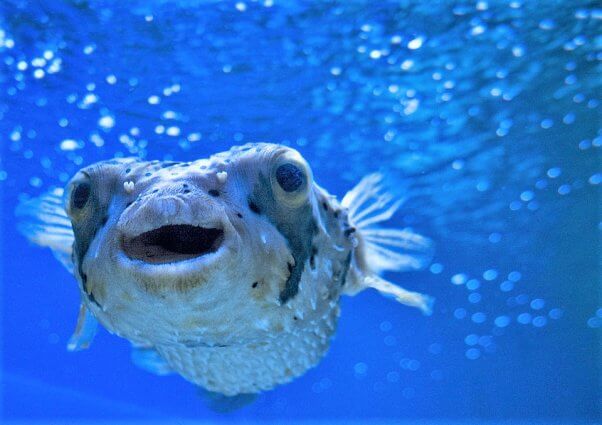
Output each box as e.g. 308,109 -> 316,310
18,143 -> 433,396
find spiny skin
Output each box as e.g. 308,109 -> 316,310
65,143 -> 359,395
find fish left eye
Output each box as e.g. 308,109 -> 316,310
276,163 -> 305,192
270,151 -> 312,208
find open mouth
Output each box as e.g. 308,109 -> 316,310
122,224 -> 224,264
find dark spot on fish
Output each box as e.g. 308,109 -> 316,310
125,168 -> 131,174
152,189 -> 159,193
340,251 -> 353,287
248,199 -> 261,214
162,162 -> 179,169
183,189 -> 191,194
322,201 -> 328,211
293,316 -> 298,321
252,281 -> 259,288
236,213 -> 243,218
183,183 -> 189,188
309,247 -> 317,269
126,202 -> 133,208
101,215 -> 108,226
344,227 -> 356,237
287,262 -> 293,273
208,189 -> 220,197
81,273 -> 101,308
334,211 -> 339,218
145,172 -> 151,177
87,291 -> 101,308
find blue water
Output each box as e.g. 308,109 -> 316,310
0,0 -> 600,423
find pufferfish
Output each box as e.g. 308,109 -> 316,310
17,143 -> 433,397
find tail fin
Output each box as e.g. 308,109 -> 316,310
342,173 -> 434,315
16,188 -> 99,348
15,187 -> 75,272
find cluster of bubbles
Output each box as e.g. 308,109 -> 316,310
0,0 -> 600,400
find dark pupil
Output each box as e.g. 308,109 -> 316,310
72,182 -> 91,209
276,163 -> 304,192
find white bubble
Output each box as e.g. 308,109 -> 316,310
483,269 -> 498,281
10,129 -> 21,142
82,93 -> 98,106
29,176 -> 43,188
465,348 -> 481,360
532,316 -> 547,327
187,132 -> 202,142
17,60 -> 27,71
60,139 -> 82,151
494,315 -> 510,328
33,69 -> 45,79
451,273 -> 467,285
98,115 -> 115,129
430,263 -> 443,274
407,36 -> 424,50
530,299 -> 545,310
454,308 -> 467,319
517,313 -> 532,324
369,50 -> 382,59
557,184 -> 571,195
235,2 -> 247,11
148,95 -> 160,105
354,362 -> 367,376
31,57 -> 46,67
400,59 -> 414,70
471,312 -> 486,323
166,126 -> 181,137
106,74 -> 117,84
330,66 -> 342,76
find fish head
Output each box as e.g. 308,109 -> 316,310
64,144 -> 321,346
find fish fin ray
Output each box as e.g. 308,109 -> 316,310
16,187 -> 74,273
364,275 -> 434,315
131,346 -> 173,376
200,389 -> 258,413
67,302 -> 98,351
342,173 -> 434,313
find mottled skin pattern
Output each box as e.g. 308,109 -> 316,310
65,143 -> 358,395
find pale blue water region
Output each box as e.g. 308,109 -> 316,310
0,0 -> 601,423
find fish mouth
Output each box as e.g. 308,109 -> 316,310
121,224 -> 225,264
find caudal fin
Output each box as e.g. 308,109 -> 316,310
342,173 -> 434,315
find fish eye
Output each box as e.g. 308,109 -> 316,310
276,163 -> 305,193
72,182 -> 91,210
270,150 -> 312,208
66,173 -> 93,216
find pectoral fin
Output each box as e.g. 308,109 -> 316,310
67,302 -> 98,351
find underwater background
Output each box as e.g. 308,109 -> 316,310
0,0 -> 600,423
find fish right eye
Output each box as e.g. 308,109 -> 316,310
71,182 -> 91,210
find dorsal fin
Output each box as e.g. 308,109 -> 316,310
342,173 -> 434,315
